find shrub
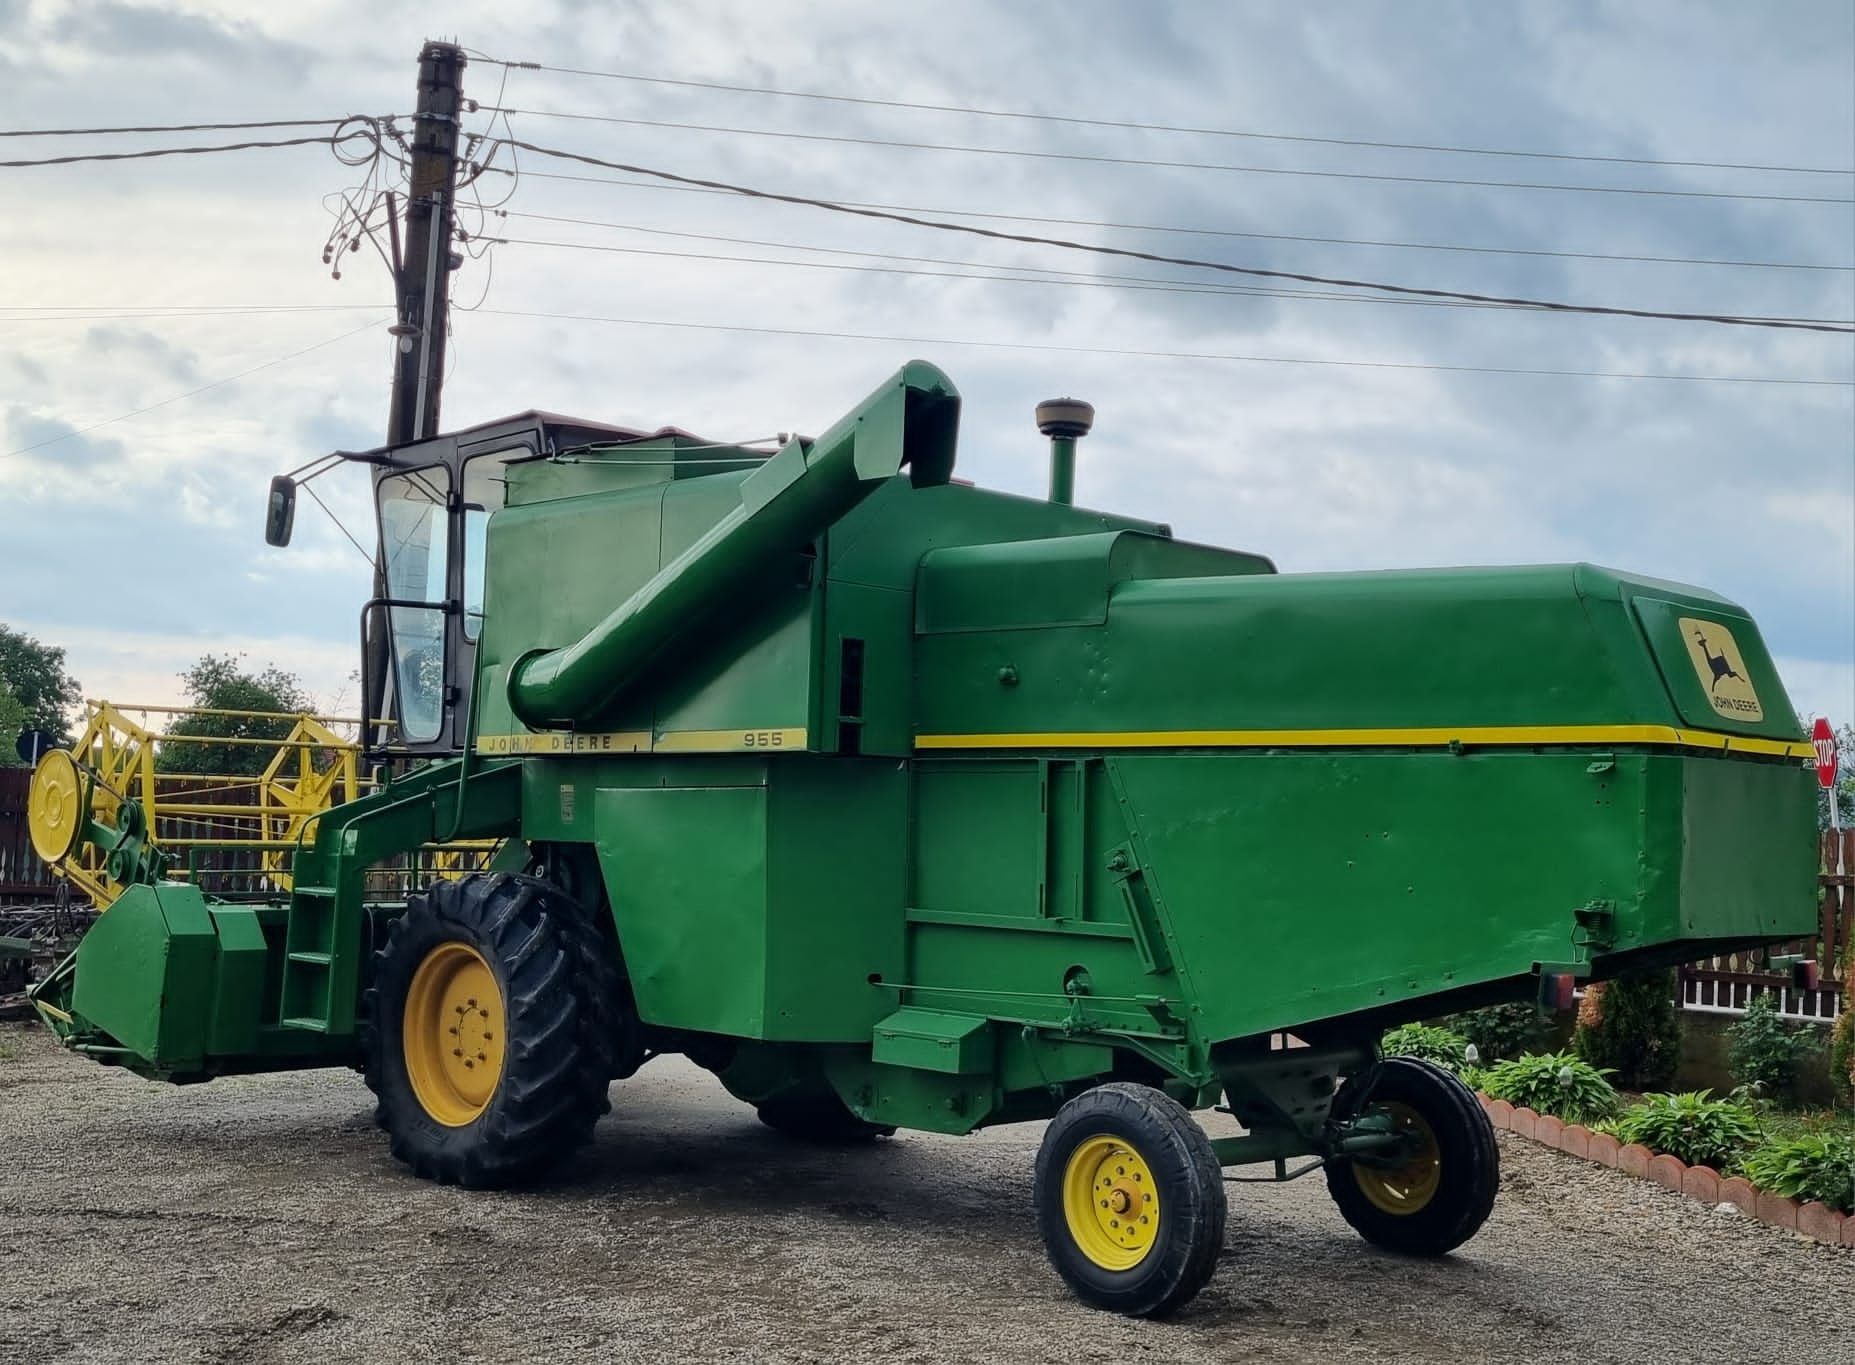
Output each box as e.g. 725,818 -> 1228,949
1612,1090 -> 1760,1172
1830,936 -> 1855,1101
1726,992 -> 1813,1102
1447,1003 -> 1547,1063
1743,1131 -> 1855,1214
1573,969 -> 1681,1090
1478,1051 -> 1621,1126
1381,1023 -> 1470,1072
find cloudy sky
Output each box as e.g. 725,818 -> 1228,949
1,0 -> 1850,726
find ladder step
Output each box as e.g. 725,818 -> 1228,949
286,951 -> 333,966
292,885 -> 337,898
280,1017 -> 331,1034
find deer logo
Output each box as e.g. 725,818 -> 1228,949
1692,629 -> 1743,692
1678,616 -> 1762,720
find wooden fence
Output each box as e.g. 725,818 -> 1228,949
0,768 -> 58,904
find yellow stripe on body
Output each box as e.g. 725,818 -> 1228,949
914,725 -> 1813,758
475,727 -> 807,756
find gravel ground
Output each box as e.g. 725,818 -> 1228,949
1,1022 -> 1848,1364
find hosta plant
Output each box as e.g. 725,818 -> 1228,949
1612,1091 -> 1760,1173
1478,1051 -> 1621,1127
1743,1132 -> 1855,1214
1380,1023 -> 1470,1072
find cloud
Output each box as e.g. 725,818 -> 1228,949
81,325 -> 201,385
0,406 -> 126,472
46,1 -> 315,70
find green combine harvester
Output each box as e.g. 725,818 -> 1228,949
27,363 -> 1818,1315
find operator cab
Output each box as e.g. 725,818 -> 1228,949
265,411 -> 665,760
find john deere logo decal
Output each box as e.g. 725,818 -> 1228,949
1678,617 -> 1762,721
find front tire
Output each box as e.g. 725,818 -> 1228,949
1324,1056 -> 1498,1255
362,874 -> 607,1187
1034,1083 -> 1226,1318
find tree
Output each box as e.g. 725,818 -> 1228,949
0,681 -> 30,756
158,655 -> 313,777
1573,969 -> 1683,1090
0,624 -> 82,753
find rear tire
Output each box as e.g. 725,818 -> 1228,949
756,1091 -> 895,1144
362,874 -> 607,1187
1034,1083 -> 1225,1318
1324,1056 -> 1498,1255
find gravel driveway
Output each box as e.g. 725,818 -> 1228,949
0,1023 -> 1847,1364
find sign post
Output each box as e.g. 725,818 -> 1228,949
1815,715 -> 1841,818
1813,717 -> 1843,886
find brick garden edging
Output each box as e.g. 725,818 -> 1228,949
1476,1092 -> 1853,1249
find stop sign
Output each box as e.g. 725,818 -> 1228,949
1814,716 -> 1839,789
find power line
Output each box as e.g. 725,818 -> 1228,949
474,306 -> 1854,387
500,139 -> 1855,333
0,132 -> 371,169
507,165 -> 1855,274
495,109 -> 1855,206
483,58 -> 1854,178
501,210 -> 1521,309
490,224 -> 1842,326
0,318 -> 387,460
0,304 -> 393,322
0,118 -> 371,138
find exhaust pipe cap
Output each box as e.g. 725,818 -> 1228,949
1035,397 -> 1094,439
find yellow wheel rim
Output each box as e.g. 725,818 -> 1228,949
1352,1102 -> 1442,1215
402,942 -> 505,1127
27,749 -> 84,864
1062,1135 -> 1162,1271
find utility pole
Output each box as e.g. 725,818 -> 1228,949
370,41 -> 466,745
386,41 -> 466,446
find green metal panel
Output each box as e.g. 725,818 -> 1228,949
1673,754 -> 1820,938
762,758 -> 907,1040
916,530 -> 1268,634
871,1008 -> 991,1074
594,783 -> 771,1037
587,757 -> 906,1042
71,883 -> 217,1071
911,562 -> 1812,740
204,906 -> 271,1056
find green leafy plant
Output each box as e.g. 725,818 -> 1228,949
1573,970 -> 1682,1090
1381,1023 -> 1470,1072
1478,1051 -> 1621,1126
1446,1003 -> 1547,1063
1830,936 -> 1854,1102
1726,992 -> 1814,1102
1612,1090 -> 1760,1172
1743,1131 -> 1855,1214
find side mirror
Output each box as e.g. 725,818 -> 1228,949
264,474 -> 297,547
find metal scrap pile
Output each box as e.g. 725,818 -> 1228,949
0,901 -> 94,1021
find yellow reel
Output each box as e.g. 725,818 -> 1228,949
27,749 -> 86,864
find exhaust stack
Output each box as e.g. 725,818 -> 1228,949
1037,397 -> 1094,506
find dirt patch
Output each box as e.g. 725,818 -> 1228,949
1,1023 -> 1847,1364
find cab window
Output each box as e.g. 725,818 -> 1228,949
460,449 -> 521,642
377,465 -> 450,743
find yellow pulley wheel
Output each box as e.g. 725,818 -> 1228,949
402,941 -> 506,1126
1352,1101 -> 1443,1215
27,749 -> 85,864
1062,1134 -> 1162,1270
